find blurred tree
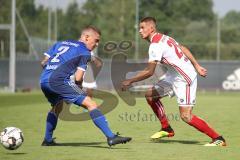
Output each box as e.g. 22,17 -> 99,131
0,0 -> 239,60
139,0 -> 216,59
220,11 -> 240,59
221,11 -> 240,43
0,0 -> 51,56
58,2 -> 82,40
0,0 -> 11,23
139,0 -> 214,34
78,0 -> 136,57
0,0 -> 11,58
81,0 -> 135,41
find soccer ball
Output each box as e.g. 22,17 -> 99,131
0,127 -> 24,150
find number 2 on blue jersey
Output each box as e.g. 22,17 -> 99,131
51,46 -> 70,63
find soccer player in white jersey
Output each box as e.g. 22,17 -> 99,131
122,17 -> 226,146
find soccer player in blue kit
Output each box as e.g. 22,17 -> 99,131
40,26 -> 131,147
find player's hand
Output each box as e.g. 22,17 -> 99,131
121,80 -> 132,91
196,65 -> 207,77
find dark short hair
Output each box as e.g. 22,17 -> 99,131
82,26 -> 101,36
140,17 -> 156,24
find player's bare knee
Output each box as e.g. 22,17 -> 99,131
52,101 -> 63,116
50,108 -> 58,116
82,96 -> 98,111
56,106 -> 63,116
180,113 -> 192,123
145,92 -> 160,103
145,95 -> 153,102
179,106 -> 193,123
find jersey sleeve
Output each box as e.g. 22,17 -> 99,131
43,43 -> 58,57
77,55 -> 91,71
148,43 -> 163,62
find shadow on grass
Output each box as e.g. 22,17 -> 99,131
151,139 -> 201,145
56,142 -> 130,149
5,152 -> 27,155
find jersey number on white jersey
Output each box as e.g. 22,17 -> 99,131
167,37 -> 183,59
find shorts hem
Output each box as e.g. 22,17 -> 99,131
178,104 -> 195,107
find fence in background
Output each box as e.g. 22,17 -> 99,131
0,59 -> 240,92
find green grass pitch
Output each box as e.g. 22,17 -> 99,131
0,91 -> 239,160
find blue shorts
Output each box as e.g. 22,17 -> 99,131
41,81 -> 87,107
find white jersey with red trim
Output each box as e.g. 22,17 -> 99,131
148,33 -> 197,84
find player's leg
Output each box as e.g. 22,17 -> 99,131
42,101 -> 63,146
40,83 -> 63,146
81,81 -> 98,112
75,95 -> 132,146
63,80 -> 115,138
79,96 -> 115,137
82,81 -> 97,98
179,106 -> 226,146
145,87 -> 174,139
145,88 -> 169,129
176,78 -> 226,146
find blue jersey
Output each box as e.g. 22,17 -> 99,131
40,40 -> 91,84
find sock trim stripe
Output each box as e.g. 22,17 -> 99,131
155,101 -> 163,115
156,101 -> 165,115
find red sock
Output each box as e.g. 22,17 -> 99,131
147,99 -> 169,128
189,115 -> 220,139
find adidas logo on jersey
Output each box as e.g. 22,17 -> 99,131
222,68 -> 240,90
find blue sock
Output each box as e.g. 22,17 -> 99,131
44,112 -> 58,142
89,109 -> 115,138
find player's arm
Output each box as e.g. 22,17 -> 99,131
121,61 -> 157,90
74,68 -> 85,87
180,45 -> 207,77
40,55 -> 50,68
75,55 -> 90,87
41,43 -> 57,68
122,43 -> 160,90
91,56 -> 103,68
